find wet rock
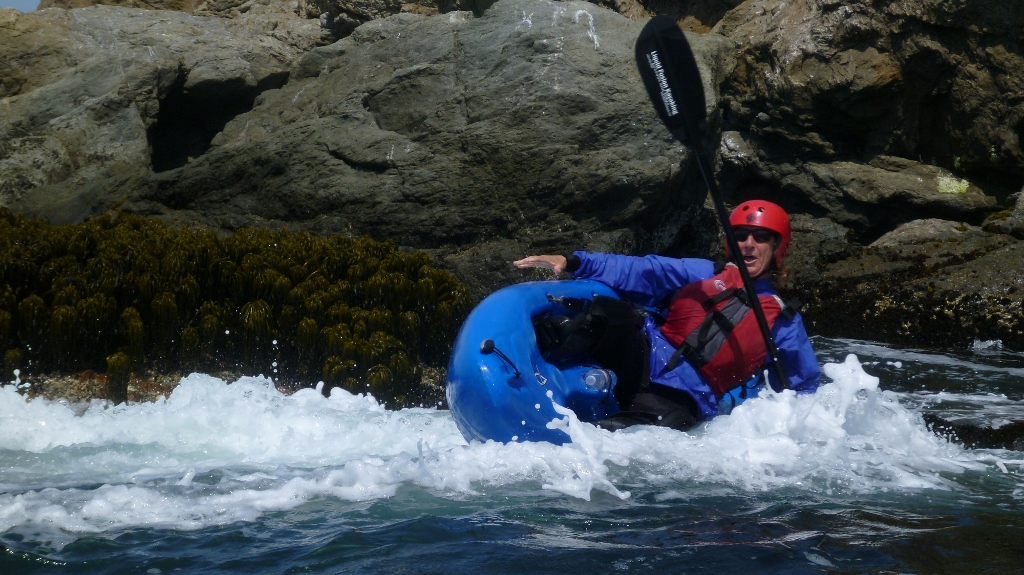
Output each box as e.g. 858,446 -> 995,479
711,0 -> 1024,351
924,413 -> 1024,451
720,135 -> 1001,240
715,0 -> 1022,237
780,214 -> 854,285
982,189 -> 1024,240
789,218 -> 1022,350
586,0 -> 747,31
294,0 -> 508,37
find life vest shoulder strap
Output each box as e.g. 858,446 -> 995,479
660,263 -> 791,394
781,296 -> 801,319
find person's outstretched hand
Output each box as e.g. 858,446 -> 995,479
513,255 -> 568,274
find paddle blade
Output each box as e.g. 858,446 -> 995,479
635,15 -> 707,145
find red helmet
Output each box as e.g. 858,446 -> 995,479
727,200 -> 791,268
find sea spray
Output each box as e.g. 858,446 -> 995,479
0,353 -> 1011,545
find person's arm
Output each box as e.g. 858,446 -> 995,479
512,255 -> 569,274
515,251 -> 714,307
570,252 -> 714,307
764,313 -> 821,393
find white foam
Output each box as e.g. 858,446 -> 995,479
0,375 -> 462,490
897,389 -> 1024,429
0,355 -> 1017,543
832,338 -> 1024,378
973,339 -> 1003,351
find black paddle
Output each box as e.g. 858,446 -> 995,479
635,16 -> 791,390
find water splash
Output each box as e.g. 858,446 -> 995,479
0,354 -> 1015,545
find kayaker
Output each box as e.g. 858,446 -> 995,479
514,200 -> 821,431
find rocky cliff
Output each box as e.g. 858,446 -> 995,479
2,0 -> 1023,352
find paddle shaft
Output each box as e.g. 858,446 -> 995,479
692,145 -> 792,390
635,16 -> 791,389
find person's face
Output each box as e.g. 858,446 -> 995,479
735,226 -> 777,279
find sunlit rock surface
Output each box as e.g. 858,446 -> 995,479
0,4 -> 331,220
38,0 -> 202,10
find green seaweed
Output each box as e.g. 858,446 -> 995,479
0,209 -> 471,408
106,351 -> 131,404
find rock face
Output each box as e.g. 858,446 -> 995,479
2,0 -> 1024,352
788,216 -> 1024,351
5,0 -> 737,298
155,1 -> 731,250
38,0 -> 201,11
714,0 -> 1022,241
983,188 -> 1024,239
706,0 -> 1024,350
0,5 -> 331,220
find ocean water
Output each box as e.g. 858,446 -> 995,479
1,337 -> 1022,574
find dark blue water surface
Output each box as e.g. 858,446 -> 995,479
2,337 -> 1022,574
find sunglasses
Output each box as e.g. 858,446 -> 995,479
734,228 -> 775,243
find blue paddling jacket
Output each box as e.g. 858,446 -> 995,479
569,251 -> 821,420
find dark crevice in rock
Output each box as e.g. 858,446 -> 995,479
429,0 -> 496,18
325,146 -> 391,174
587,0 -> 744,30
148,72 -> 289,173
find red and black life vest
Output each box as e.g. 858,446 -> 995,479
658,263 -> 790,396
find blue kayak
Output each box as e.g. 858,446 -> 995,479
446,280 -> 622,444
444,278 -> 757,444
446,280 -> 753,444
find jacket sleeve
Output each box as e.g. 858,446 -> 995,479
765,312 -> 821,394
570,251 -> 715,308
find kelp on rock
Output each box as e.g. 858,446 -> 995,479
0,209 -> 472,408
